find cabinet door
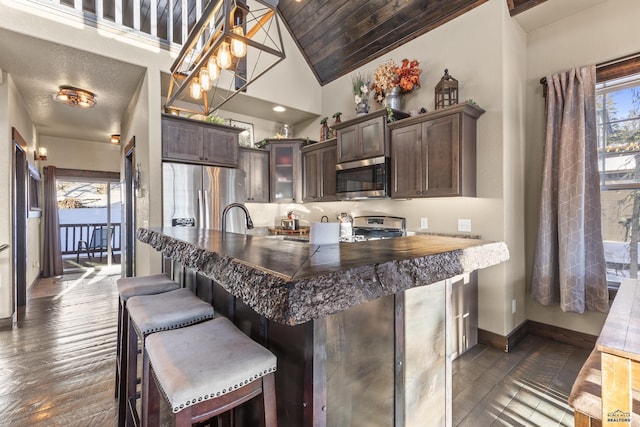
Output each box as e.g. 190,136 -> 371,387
319,145 -> 337,201
302,149 -> 320,202
359,117 -> 385,158
337,126 -> 358,163
239,149 -> 269,202
391,124 -> 423,198
423,114 -> 460,196
162,119 -> 204,162
270,143 -> 300,203
202,128 -> 239,167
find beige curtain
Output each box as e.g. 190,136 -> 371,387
531,65 -> 609,313
42,166 -> 63,277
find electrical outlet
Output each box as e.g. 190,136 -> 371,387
512,299 -> 517,314
458,219 -> 471,232
420,218 -> 428,229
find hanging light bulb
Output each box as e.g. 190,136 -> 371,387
190,77 -> 202,99
208,56 -> 220,81
216,41 -> 232,69
231,7 -> 247,58
231,27 -> 246,58
199,68 -> 211,91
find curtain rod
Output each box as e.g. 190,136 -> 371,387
539,52 -> 640,85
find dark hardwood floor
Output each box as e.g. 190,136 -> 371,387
0,270 -> 119,426
453,334 -> 591,426
0,271 -> 589,426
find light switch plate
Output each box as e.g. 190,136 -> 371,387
420,218 -> 428,229
458,219 -> 471,232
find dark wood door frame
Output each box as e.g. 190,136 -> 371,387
12,128 -> 28,321
123,137 -> 136,278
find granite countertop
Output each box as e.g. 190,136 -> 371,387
137,227 -> 510,325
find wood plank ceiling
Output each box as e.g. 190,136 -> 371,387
276,0 -> 546,86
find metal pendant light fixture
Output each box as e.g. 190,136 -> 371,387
164,0 -> 286,116
54,86 -> 97,108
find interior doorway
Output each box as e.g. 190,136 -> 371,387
55,172 -> 121,272
13,142 -> 27,319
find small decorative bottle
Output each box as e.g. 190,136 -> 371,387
320,117 -> 329,141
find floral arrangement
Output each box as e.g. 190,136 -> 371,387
371,59 -> 422,104
352,73 -> 370,105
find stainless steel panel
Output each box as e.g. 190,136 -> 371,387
325,295 -> 395,427
403,281 -> 447,427
162,163 -> 202,228
163,163 -> 246,232
203,166 -> 246,232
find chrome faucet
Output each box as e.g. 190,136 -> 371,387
221,203 -> 254,233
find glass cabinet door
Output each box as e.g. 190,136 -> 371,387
273,145 -> 295,201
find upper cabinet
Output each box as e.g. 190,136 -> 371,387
268,139 -> 304,203
332,109 -> 409,163
389,102 -> 484,198
301,138 -> 337,202
162,115 -> 241,167
239,148 -> 270,203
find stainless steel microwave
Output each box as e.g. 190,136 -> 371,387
336,156 -> 390,200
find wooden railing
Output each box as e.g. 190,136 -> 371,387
27,0 -> 211,47
60,223 -> 121,257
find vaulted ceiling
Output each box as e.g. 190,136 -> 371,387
276,0 -> 546,86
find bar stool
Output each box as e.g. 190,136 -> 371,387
123,288 -> 215,427
144,317 -> 278,427
115,275 -> 180,407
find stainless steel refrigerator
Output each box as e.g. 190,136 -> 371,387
162,163 -> 247,232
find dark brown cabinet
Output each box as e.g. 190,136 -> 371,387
389,102 -> 484,198
239,148 -> 269,202
162,115 -> 240,167
333,109 -> 408,163
301,138 -> 336,202
268,139 -> 304,203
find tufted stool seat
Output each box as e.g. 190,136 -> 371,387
144,317 -> 278,427
115,274 -> 180,424
123,288 -> 215,427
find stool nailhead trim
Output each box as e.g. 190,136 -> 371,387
135,314 -> 215,336
153,366 -> 278,413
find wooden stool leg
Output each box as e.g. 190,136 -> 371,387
143,362 -> 161,427
263,373 -> 277,427
116,300 -> 122,399
175,406 -> 193,427
117,302 -> 130,427
125,316 -> 138,427
140,338 -> 150,427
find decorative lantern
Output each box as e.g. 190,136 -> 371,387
435,69 -> 458,110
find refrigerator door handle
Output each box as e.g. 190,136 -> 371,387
202,190 -> 211,229
198,190 -> 204,228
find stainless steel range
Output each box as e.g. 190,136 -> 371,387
350,215 -> 406,241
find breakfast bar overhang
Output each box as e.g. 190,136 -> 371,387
137,227 -> 509,427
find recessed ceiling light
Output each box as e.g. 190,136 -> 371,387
273,106 -> 286,112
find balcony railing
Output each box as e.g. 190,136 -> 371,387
27,0 -> 211,48
60,223 -> 121,258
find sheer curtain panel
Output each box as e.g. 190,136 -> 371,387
531,65 -> 609,313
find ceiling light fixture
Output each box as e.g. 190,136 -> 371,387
54,86 -> 97,108
164,0 -> 286,116
273,106 -> 286,112
110,134 -> 121,144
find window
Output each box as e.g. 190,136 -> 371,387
597,68 -> 640,288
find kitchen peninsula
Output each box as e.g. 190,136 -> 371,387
137,226 -> 509,427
